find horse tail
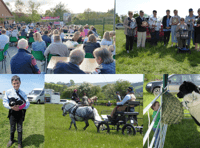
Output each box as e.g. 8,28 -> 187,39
93,108 -> 102,122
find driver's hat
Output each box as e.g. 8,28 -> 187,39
127,87 -> 134,93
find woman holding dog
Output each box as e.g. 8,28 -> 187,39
3,75 -> 30,148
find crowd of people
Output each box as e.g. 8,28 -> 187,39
124,8 -> 200,53
0,22 -> 116,74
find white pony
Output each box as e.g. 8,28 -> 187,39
62,100 -> 102,130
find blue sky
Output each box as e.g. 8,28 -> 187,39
4,0 -> 114,14
45,74 -> 144,84
0,74 -> 44,94
116,0 -> 199,18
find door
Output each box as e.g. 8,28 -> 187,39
40,90 -> 45,103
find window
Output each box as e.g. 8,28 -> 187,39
181,75 -> 192,82
169,75 -> 181,83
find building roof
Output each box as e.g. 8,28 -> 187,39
0,0 -> 13,17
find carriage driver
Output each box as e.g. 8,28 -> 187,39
3,75 -> 30,148
111,87 -> 136,118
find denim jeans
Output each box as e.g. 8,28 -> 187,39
153,128 -> 160,147
187,30 -> 195,46
171,25 -> 177,43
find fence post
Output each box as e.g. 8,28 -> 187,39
103,18 -> 105,36
159,74 -> 168,148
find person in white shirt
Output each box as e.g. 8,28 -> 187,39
149,10 -> 161,46
169,9 -> 181,47
111,87 -> 136,118
100,32 -> 113,46
11,27 -> 19,39
0,29 -> 9,57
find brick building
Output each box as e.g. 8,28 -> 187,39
0,0 -> 14,27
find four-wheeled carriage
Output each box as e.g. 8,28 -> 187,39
97,101 -> 143,135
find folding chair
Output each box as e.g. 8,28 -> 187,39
3,43 -> 10,58
0,50 -> 6,73
31,50 -> 46,72
85,53 -> 94,58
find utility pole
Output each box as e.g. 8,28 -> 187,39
113,0 -> 116,31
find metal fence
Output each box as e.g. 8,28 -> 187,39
143,74 -> 168,148
73,17 -> 114,36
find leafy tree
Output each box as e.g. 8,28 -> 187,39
114,80 -> 132,98
70,80 -> 75,86
51,2 -> 70,21
15,0 -> 25,13
115,13 -> 120,24
27,0 -> 41,22
120,15 -> 127,23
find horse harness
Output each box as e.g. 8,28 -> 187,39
67,104 -> 92,121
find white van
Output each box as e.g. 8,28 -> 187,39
27,88 -> 45,104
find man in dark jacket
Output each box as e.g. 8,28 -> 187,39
162,10 -> 171,46
136,10 -> 148,48
10,39 -> 41,74
53,48 -> 86,74
42,31 -> 51,46
20,29 -> 27,37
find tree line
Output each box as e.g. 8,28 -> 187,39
5,1 -> 114,24
45,80 -> 137,101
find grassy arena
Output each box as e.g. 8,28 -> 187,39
143,81 -> 200,148
116,29 -> 200,74
45,103 -> 143,148
0,99 -> 45,148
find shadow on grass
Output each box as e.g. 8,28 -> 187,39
23,134 -> 44,147
117,38 -> 200,67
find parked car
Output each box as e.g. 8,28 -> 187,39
116,23 -> 124,29
146,74 -> 200,96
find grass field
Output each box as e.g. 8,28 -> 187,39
45,103 -> 143,148
116,29 -> 200,74
0,100 -> 45,148
93,25 -> 114,37
143,80 -> 200,148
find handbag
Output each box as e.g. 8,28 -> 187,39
127,28 -> 135,36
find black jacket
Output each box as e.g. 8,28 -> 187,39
83,42 -> 100,54
136,16 -> 147,32
162,15 -> 171,29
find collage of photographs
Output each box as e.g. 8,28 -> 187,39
0,0 -> 200,148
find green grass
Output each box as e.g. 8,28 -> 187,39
143,80 -> 200,148
45,103 -> 143,148
116,30 -> 200,74
0,100 -> 45,148
94,25 -> 114,37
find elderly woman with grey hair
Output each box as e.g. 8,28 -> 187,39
123,11 -> 137,53
92,47 -> 115,74
53,48 -> 86,74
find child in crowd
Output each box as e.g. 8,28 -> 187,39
151,101 -> 160,147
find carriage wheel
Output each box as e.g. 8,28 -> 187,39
117,124 -> 122,132
122,124 -> 136,136
97,121 -> 110,134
